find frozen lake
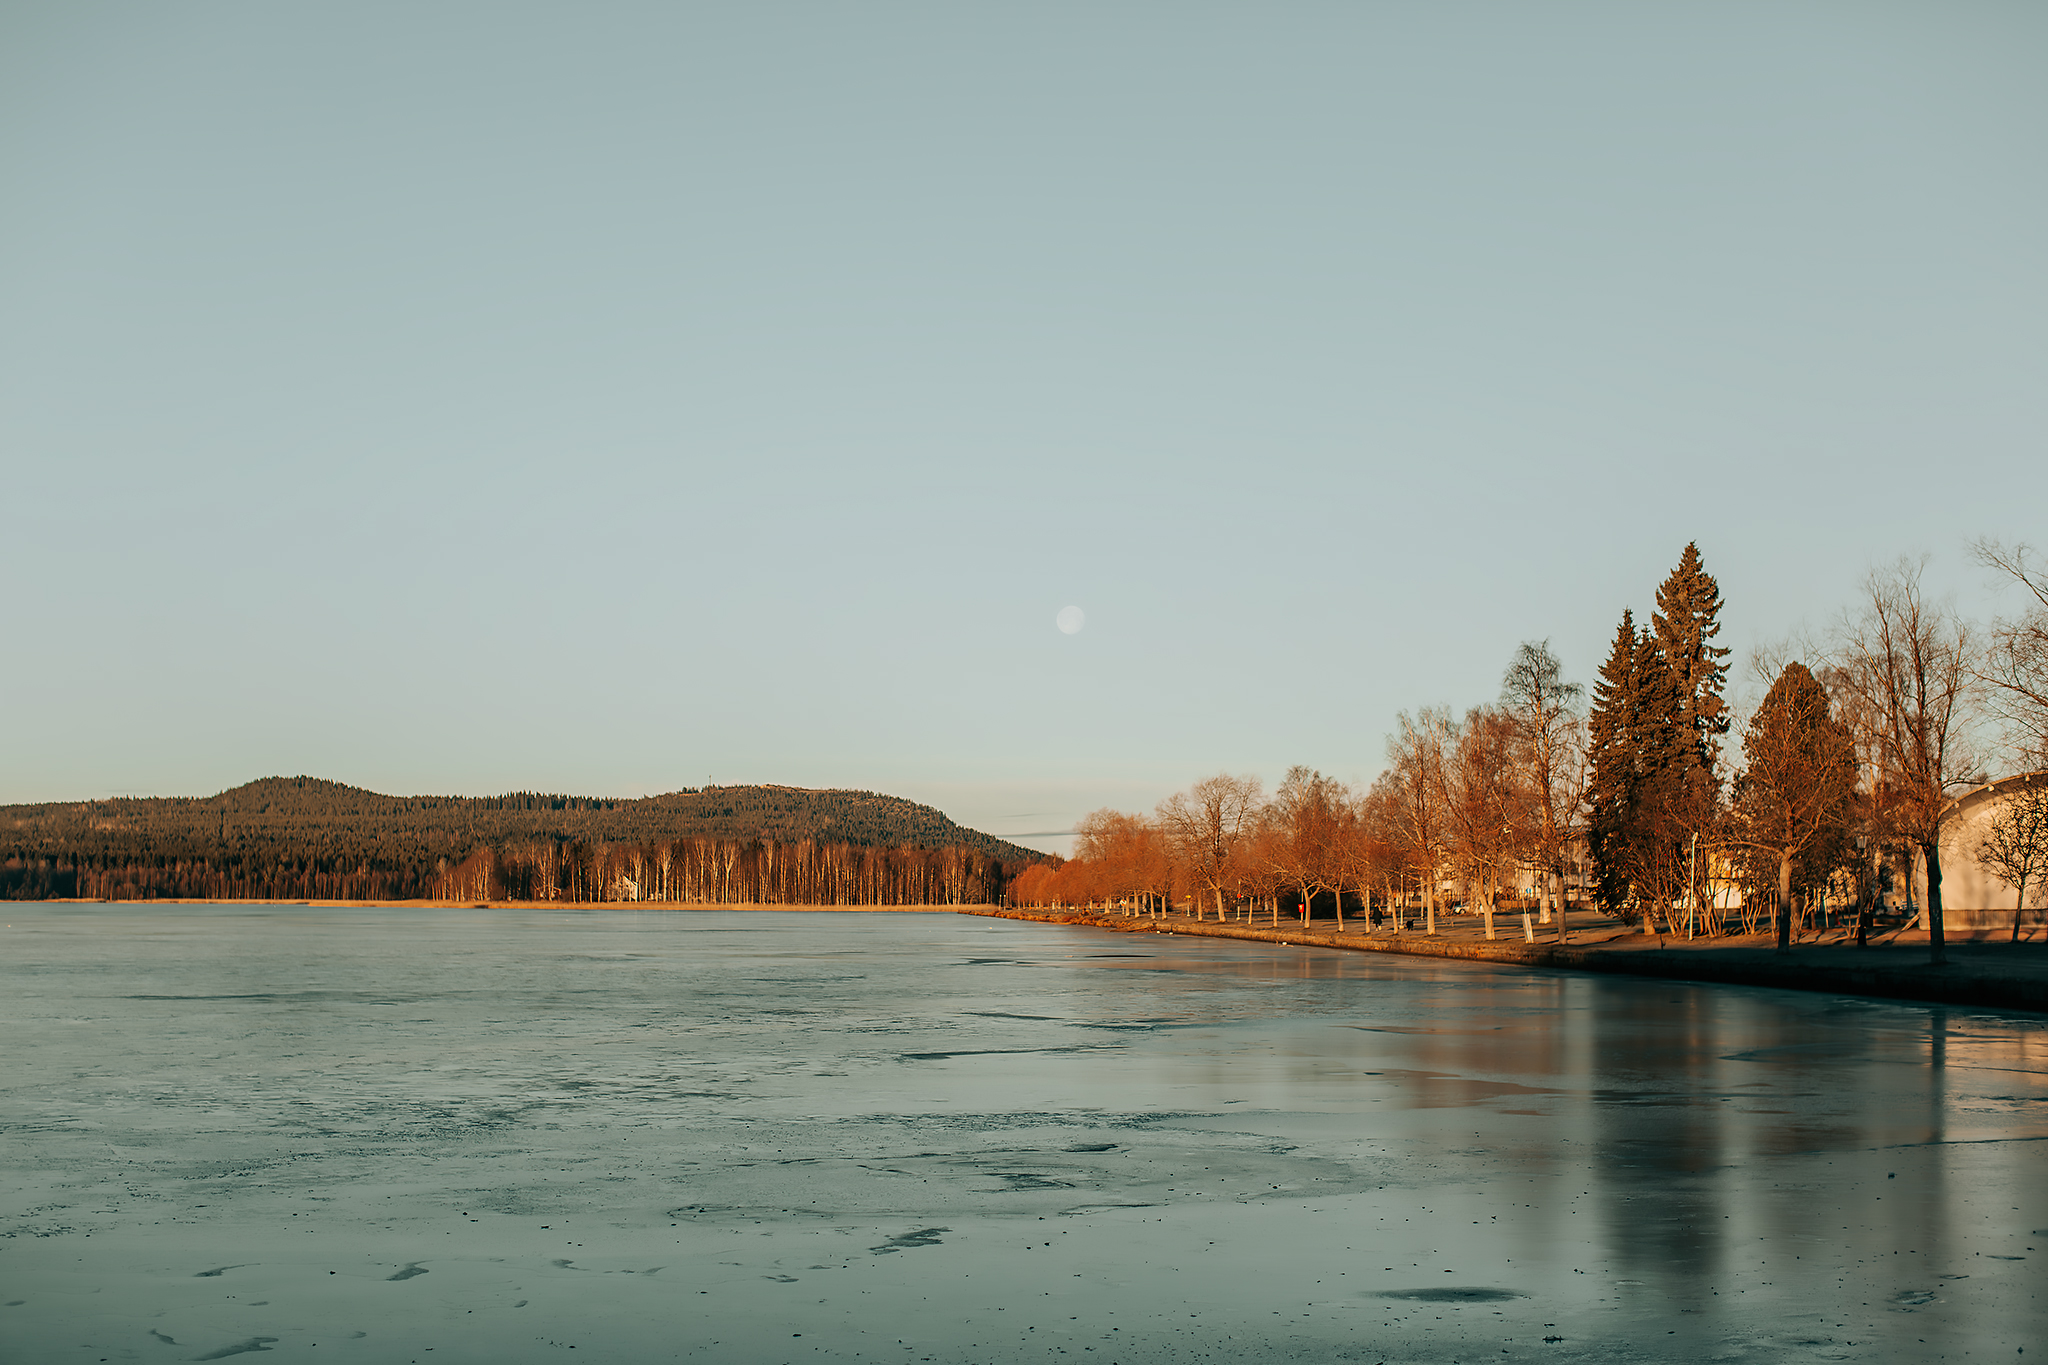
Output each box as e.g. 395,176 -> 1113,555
2,904 -> 2044,1364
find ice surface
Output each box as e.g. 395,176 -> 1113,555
2,905 -> 2044,1362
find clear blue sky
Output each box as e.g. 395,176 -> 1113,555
5,4 -> 2044,851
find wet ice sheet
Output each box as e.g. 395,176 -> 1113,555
2,905 -> 2044,1363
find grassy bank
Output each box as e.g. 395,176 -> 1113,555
965,906 -> 2048,1013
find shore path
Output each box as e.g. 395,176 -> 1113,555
964,904 -> 2048,1014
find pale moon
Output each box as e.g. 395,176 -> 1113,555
1056,605 -> 1086,635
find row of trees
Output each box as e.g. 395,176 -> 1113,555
0,855 -> 425,903
1,776 -> 1037,905
1007,651 -> 1593,941
1624,542 -> 2046,958
435,836 -> 1011,906
4,834 -> 1017,907
1013,541 -> 2048,960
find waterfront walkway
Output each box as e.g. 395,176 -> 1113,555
965,904 -> 2048,1013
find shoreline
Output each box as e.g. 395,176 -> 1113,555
963,906 -> 2048,1014
21,898 -> 2047,1013
31,898 -> 976,912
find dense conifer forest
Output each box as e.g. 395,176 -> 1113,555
0,777 -> 1040,904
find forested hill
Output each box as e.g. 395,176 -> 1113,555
0,777 -> 1042,903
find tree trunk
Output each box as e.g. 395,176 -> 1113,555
2015,878 -> 2027,944
1553,869 -> 1567,943
1776,849 -> 1793,953
1925,838 -> 1946,966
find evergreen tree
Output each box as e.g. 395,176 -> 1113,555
1586,608 -> 1690,925
1651,543 -> 1732,914
1732,661 -> 1859,949
1651,542 -> 1732,769
1586,612 -> 1642,918
1628,619 -> 1692,917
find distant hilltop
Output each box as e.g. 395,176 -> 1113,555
0,776 -> 1044,903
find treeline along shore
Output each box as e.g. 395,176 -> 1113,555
12,539 -> 2045,946
0,776 -> 1039,906
1010,541 -> 2048,963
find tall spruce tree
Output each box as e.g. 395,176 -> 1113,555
1651,543 -> 1732,768
1586,613 -> 1642,919
1651,543 -> 1731,896
1586,607 -> 1692,927
1650,543 -> 1731,917
1630,618 -> 1692,919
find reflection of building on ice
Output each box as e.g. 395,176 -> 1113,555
1921,771 -> 2048,933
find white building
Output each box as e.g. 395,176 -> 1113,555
1929,770 -> 2048,933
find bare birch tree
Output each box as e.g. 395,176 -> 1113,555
1327,790 -> 1386,932
1269,766 -> 1344,927
1446,706 -> 1531,940
1977,782 -> 2048,943
1361,771 -> 1412,931
1156,774 -> 1263,923
1972,539 -> 2048,766
1831,558 -> 1981,964
1388,708 -> 1456,934
1501,640 -> 1586,934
